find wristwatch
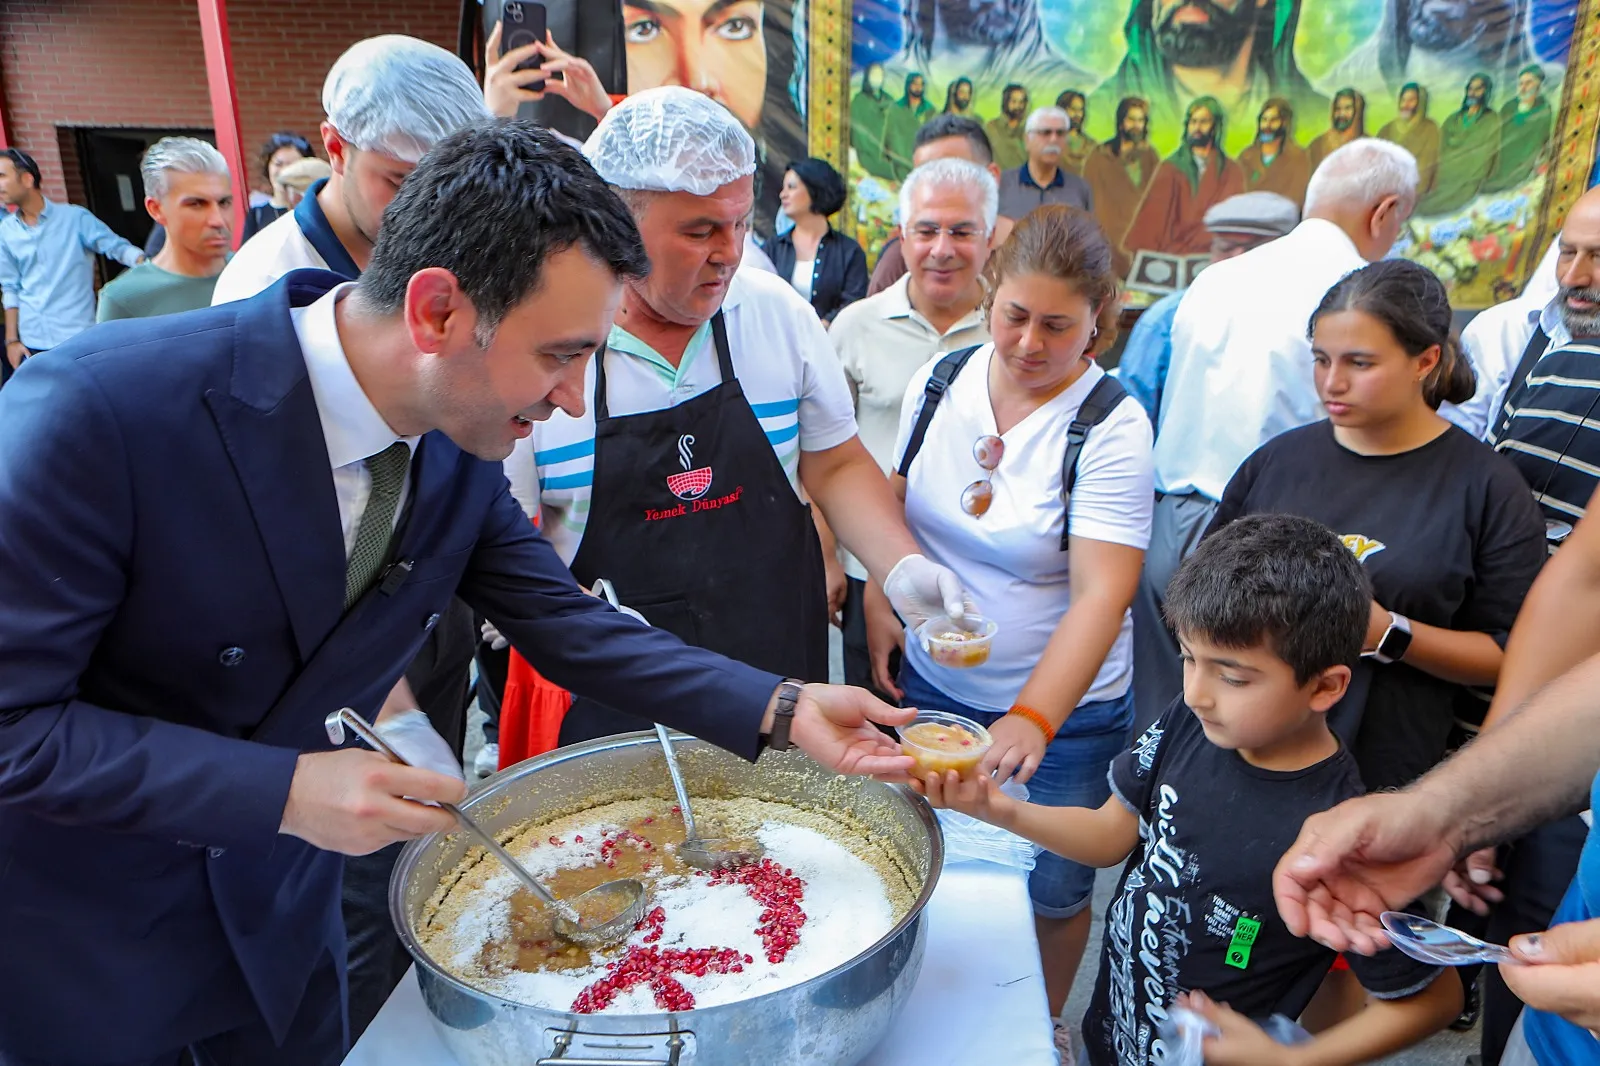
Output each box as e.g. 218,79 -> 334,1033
760,679 -> 805,753
1370,612 -> 1413,664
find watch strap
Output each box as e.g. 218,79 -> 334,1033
763,679 -> 804,753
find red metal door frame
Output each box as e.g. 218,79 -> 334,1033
196,0 -> 250,247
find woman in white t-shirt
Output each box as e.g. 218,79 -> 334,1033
867,206 -> 1153,1047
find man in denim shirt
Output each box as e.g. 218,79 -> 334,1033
0,148 -> 143,383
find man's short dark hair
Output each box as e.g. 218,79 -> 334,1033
1165,514 -> 1370,684
361,120 -> 649,338
913,115 -> 993,165
1,148 -> 41,190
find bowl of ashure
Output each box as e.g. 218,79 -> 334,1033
390,731 -> 942,1066
917,615 -> 997,669
897,711 -> 993,781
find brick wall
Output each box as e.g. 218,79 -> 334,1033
0,0 -> 460,203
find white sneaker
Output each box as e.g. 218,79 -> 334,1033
473,743 -> 500,777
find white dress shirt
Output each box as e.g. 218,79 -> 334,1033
290,284 -> 417,556
1154,218 -> 1368,500
1446,237 -> 1568,440
212,210 -> 331,306
1449,296 -> 1570,441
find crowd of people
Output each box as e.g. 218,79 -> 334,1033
0,20 -> 1597,1066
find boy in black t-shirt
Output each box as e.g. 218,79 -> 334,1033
916,514 -> 1461,1066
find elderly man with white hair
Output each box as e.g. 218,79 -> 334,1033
1130,137 -> 1421,729
996,105 -> 1093,222
97,137 -> 233,321
212,35 -> 490,303
828,157 -> 998,695
506,87 -> 976,744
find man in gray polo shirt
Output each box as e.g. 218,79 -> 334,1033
997,106 -> 1093,222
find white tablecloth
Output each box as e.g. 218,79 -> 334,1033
344,860 -> 1056,1066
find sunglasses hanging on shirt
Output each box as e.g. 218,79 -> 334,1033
961,435 -> 1004,517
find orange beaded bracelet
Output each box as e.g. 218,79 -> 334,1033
1006,703 -> 1057,744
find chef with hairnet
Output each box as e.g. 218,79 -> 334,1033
506,87 -> 978,743
212,35 -> 491,302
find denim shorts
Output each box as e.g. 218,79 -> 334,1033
899,661 -> 1134,919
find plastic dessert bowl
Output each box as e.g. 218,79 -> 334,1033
918,615 -> 998,669
897,711 -> 993,780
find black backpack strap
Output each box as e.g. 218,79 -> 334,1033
1059,374 -> 1129,550
1488,325 -> 1551,444
895,345 -> 981,477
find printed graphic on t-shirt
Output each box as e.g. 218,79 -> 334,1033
1340,532 -> 1387,562
1130,720 -> 1164,774
1107,782 -> 1196,1063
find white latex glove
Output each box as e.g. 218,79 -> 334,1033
480,619 -> 509,651
881,554 -> 974,631
374,708 -> 465,784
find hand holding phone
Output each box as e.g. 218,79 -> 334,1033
500,1 -> 547,92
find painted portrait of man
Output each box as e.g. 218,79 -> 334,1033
1087,0 -> 1327,156
622,0 -> 804,235
1238,97 -> 1310,207
1056,90 -> 1096,174
1378,82 -> 1442,198
1121,95 -> 1246,255
1484,63 -> 1553,192
1083,95 -> 1162,274
900,0 -> 1095,99
1418,72 -> 1503,215
1308,87 -> 1367,171
1317,0 -> 1544,105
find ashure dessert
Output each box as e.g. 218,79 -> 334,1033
897,711 -> 993,779
919,615 -> 997,668
419,797 -> 917,1015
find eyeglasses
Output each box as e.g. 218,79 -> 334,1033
962,435 -> 1004,517
909,223 -> 984,243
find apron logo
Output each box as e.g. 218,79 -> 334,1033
666,433 -> 714,501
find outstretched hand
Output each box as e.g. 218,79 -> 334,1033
1272,791 -> 1461,954
789,684 -> 915,779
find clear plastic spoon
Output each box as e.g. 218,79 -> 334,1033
1380,911 -> 1520,966
325,707 -> 645,948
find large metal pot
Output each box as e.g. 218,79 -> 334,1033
390,732 -> 943,1066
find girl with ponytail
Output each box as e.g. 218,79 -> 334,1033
1205,257 -> 1547,794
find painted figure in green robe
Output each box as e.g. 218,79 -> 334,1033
850,62 -> 897,182
1484,64 -> 1554,193
1419,73 -> 1503,216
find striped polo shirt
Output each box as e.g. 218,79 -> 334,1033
1490,335 -> 1600,527
504,268 -> 859,565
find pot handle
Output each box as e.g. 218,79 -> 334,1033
538,1030 -> 693,1066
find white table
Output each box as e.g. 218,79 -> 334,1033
344,860 -> 1057,1066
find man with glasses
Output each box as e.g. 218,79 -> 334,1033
830,157 -> 999,695
997,106 -> 1093,223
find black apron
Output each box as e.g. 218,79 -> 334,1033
559,313 -> 830,743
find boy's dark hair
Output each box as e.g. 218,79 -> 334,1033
914,114 -> 993,165
1165,514 -> 1370,683
361,120 -> 650,340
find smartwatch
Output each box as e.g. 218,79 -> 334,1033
1370,612 -> 1413,664
760,679 -> 804,753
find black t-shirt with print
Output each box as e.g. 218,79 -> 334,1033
1079,705 -> 1442,1066
1209,421 -> 1546,790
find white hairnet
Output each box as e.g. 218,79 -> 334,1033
583,86 -> 756,195
322,35 -> 490,164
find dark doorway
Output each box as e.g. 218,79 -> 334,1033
71,127 -> 214,282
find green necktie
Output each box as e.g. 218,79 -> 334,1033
344,441 -> 411,609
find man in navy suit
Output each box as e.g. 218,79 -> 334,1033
0,121 -> 925,1066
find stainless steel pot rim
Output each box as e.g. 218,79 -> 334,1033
389,729 -> 944,1022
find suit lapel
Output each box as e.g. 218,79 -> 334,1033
206,271 -> 350,662
391,432 -> 457,561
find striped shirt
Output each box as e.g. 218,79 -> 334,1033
1490,336 -> 1600,526
505,268 -> 859,565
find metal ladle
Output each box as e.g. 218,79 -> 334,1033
324,707 -> 645,948
590,578 -> 765,872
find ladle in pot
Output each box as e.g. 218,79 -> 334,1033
324,707 -> 646,949
590,579 -> 765,872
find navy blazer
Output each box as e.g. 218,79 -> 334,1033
766,226 -> 869,323
0,271 -> 780,1061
